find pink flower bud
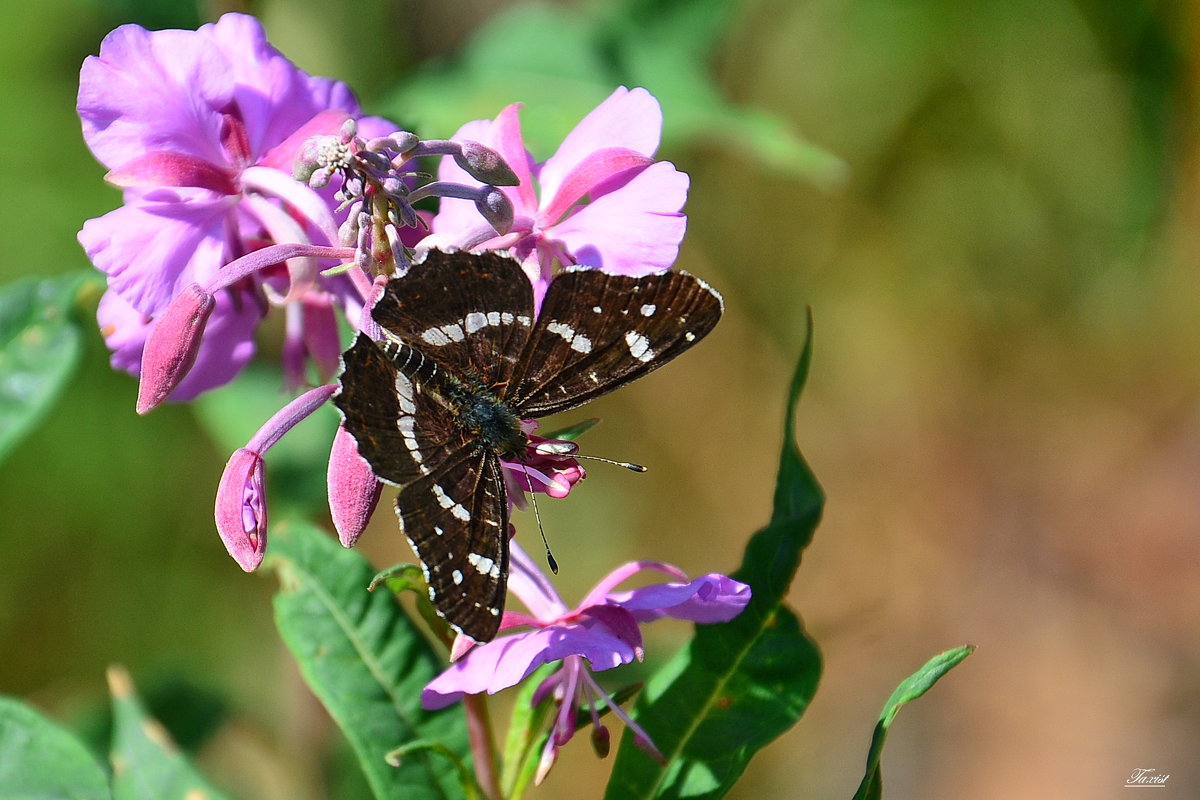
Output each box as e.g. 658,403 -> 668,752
327,425 -> 383,547
215,448 -> 268,571
135,284 -> 213,414
475,187 -> 514,236
454,140 -> 519,186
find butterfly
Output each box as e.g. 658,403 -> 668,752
333,249 -> 723,641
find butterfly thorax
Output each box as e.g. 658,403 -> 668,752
442,373 -> 527,458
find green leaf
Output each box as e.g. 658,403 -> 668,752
0,695 -> 112,800
852,646 -> 975,800
605,315 -> 824,799
269,520 -> 468,800
0,272 -> 98,462
107,666 -> 232,800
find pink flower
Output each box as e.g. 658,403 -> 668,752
427,87 -> 689,305
501,422 -> 587,505
421,542 -> 751,782
77,13 -> 392,400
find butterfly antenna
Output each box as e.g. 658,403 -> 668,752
526,488 -> 559,574
573,454 -> 648,473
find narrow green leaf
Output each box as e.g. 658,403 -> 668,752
0,272 -> 98,462
0,695 -> 112,800
852,646 -> 975,800
107,666 -> 231,800
606,317 -> 824,799
269,521 -> 468,800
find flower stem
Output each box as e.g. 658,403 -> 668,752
464,693 -> 502,799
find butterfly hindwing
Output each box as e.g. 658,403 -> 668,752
396,449 -> 509,641
334,334 -> 465,486
372,249 -> 535,387
509,268 -> 723,417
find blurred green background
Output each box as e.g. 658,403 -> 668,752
2,0 -> 1197,797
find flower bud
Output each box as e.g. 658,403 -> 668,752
475,187 -> 514,236
136,284 -> 214,414
214,448 -> 268,571
455,141 -> 519,186
327,425 -> 383,547
591,723 -> 611,758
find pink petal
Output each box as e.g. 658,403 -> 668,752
537,147 -> 653,228
550,161 -> 688,275
538,87 -> 663,204
79,23 -> 233,169
508,541 -> 568,620
202,14 -> 359,157
105,151 -> 238,194
420,623 -> 637,710
613,574 -> 752,624
78,190 -> 237,315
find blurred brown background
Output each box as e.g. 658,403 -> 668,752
1,0 -> 1197,798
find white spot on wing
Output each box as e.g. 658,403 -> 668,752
640,303 -> 657,317
547,321 -> 593,354
464,311 -> 488,334
452,569 -> 464,585
441,322 -> 465,342
625,330 -> 654,362
394,374 -> 416,414
432,484 -> 471,521
547,321 -> 575,341
421,327 -> 451,346
467,552 -> 501,579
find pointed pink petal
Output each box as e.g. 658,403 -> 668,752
612,574 -> 752,624
508,541 -> 568,620
551,161 -> 688,275
100,286 -> 261,407
537,148 -> 652,227
538,87 -> 662,204
105,151 -> 238,194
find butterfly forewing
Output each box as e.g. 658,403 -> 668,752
371,249 -> 535,386
396,450 -> 509,642
508,269 -> 723,417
